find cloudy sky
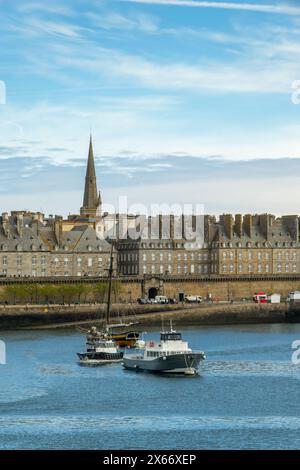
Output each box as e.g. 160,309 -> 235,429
1,0 -> 300,216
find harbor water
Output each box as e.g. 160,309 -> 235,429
0,324 -> 300,449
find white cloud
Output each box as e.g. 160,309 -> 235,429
121,0 -> 300,16
86,11 -> 158,32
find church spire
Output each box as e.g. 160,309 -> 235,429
80,135 -> 102,218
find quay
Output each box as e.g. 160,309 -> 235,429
0,301 -> 299,329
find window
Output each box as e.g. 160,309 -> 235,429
151,265 -> 155,274
238,264 -> 242,273
167,265 -> 172,274
77,272 -> 82,277
98,257 -> 102,266
293,252 -> 297,261
160,265 -> 164,274
143,265 -> 147,274
223,264 -> 227,273
190,253 -> 194,261
184,264 -> 188,274
77,257 -> 82,266
151,253 -> 155,261
17,255 -> 22,266
2,256 -> 7,266
64,258 -> 69,266
198,253 -> 202,261
229,252 -> 234,260
143,253 -> 147,261
248,264 -> 252,272
88,258 -> 93,267
32,269 -> 36,277
238,253 -> 242,260
266,253 -> 269,260
278,252 -> 282,260
248,252 -> 252,260
277,264 -> 282,273
184,253 -> 187,261
177,266 -> 181,274
258,264 -> 262,273
266,264 -> 269,273
293,264 -> 297,273
198,265 -> 202,273
41,268 -> 46,276
223,252 -> 227,259
54,257 -> 59,266
177,253 -> 181,261
32,256 -> 36,265
229,264 -> 234,273
285,264 -> 289,273
41,256 -> 46,265
191,264 -> 195,273
258,252 -> 262,260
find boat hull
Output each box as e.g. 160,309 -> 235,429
109,332 -> 139,348
77,351 -> 123,365
122,352 -> 205,374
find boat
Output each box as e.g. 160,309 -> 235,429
122,322 -> 205,375
77,244 -> 123,365
106,322 -> 140,348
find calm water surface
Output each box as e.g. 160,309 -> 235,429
0,324 -> 300,449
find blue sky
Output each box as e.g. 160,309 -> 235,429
1,0 -> 300,215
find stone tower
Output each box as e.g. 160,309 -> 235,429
80,135 -> 102,218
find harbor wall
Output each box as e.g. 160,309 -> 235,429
1,301 -> 299,329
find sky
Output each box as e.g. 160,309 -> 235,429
1,0 -> 300,216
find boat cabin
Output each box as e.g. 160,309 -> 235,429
160,332 -> 182,341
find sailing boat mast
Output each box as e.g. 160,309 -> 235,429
106,242 -> 114,326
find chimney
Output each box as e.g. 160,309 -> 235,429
2,212 -> 9,237
224,214 -> 234,239
16,214 -> 23,237
234,214 -> 243,237
243,214 -> 253,238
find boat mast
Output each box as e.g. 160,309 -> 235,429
106,242 -> 114,326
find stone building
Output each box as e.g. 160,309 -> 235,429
1,137 -> 300,281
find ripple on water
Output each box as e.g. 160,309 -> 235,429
202,360 -> 300,377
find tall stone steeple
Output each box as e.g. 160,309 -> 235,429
80,135 -> 102,218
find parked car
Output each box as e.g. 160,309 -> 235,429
268,293 -> 281,304
185,295 -> 202,303
155,295 -> 169,304
253,292 -> 268,303
286,291 -> 300,303
148,298 -> 158,304
137,298 -> 148,304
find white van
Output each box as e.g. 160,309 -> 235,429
185,295 -> 202,303
155,295 -> 169,304
286,291 -> 300,303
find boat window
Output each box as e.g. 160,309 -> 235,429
160,333 -> 182,341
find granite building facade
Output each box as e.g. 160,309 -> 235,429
1,138 -> 300,279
